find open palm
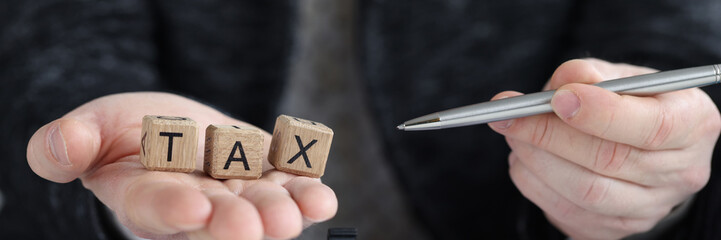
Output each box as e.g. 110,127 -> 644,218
27,92 -> 337,240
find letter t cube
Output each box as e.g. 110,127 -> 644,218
140,115 -> 198,172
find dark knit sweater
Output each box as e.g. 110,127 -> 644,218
2,0 -> 721,239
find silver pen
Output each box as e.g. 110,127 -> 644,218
398,64 -> 721,131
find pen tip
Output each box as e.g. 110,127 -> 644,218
397,124 -> 405,130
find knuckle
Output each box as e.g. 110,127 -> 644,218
593,139 -> 633,174
707,115 -> 721,136
530,116 -> 554,148
551,196 -> 578,219
576,176 -> 611,208
596,108 -> 616,140
681,91 -> 721,148
642,107 -> 674,149
508,151 -> 518,167
700,104 -> 721,137
678,167 -> 710,193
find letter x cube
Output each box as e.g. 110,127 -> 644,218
269,115 -> 334,178
140,115 -> 198,172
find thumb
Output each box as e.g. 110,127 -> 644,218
26,92 -> 243,184
27,117 -> 100,183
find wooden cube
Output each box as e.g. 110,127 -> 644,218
204,125 -> 264,179
268,115 -> 333,178
140,115 -> 198,172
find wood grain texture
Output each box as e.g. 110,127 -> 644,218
268,115 -> 333,178
204,124 -> 264,179
140,115 -> 198,172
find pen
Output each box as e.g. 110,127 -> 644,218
398,64 -> 721,131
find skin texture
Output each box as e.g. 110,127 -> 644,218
26,92 -> 338,240
489,59 -> 721,239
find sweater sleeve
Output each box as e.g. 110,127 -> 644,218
563,1 -> 721,239
0,1 -> 159,238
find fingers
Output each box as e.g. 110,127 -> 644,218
490,60 -> 719,186
27,117 -> 100,183
508,153 -> 662,239
224,171 -> 337,238
490,104 -> 698,186
495,59 -> 717,239
242,181 -> 303,239
545,59 -> 713,150
283,176 -> 338,222
252,170 -> 338,222
123,179 -> 213,235
551,84 -> 705,150
198,189 -> 264,240
104,169 -> 329,240
506,138 -> 676,218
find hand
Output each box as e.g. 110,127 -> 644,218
26,92 -> 338,240
488,59 -> 721,239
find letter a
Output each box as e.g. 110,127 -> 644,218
224,141 -> 251,170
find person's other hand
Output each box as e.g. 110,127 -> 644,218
489,59 -> 721,239
26,92 -> 337,240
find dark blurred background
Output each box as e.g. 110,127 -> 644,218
281,0 -> 427,239
3,0 -> 721,239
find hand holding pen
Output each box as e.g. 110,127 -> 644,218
399,61 -> 720,131
429,59 -> 721,239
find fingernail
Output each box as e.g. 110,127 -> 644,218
489,119 -> 514,130
552,90 -> 580,119
48,124 -> 71,166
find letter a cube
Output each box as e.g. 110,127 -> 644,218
140,115 -> 198,172
268,115 -> 333,178
204,125 -> 264,179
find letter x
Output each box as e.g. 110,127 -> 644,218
287,135 -> 317,168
